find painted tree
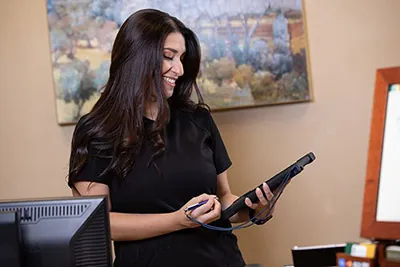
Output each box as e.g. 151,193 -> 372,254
268,10 -> 293,78
58,59 -> 97,120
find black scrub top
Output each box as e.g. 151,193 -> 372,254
72,107 -> 246,267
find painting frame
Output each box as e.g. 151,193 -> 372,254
46,0 -> 313,125
361,66 -> 400,240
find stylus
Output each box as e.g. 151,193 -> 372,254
184,200 -> 208,212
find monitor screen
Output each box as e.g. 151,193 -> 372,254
0,195 -> 112,267
0,210 -> 23,267
291,243 -> 346,267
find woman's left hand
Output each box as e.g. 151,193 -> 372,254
244,182 -> 274,218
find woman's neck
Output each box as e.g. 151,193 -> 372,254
144,101 -> 158,120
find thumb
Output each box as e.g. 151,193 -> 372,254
245,197 -> 258,209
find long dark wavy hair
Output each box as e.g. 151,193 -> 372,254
68,9 -> 206,186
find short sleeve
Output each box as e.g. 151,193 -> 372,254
70,145 -> 113,188
207,112 -> 232,174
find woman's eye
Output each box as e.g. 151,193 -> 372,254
163,55 -> 173,60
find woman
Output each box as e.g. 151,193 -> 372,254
68,8 -> 274,267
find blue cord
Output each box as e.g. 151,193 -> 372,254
185,165 -> 299,231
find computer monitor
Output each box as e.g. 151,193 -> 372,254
0,195 -> 112,267
291,243 -> 346,267
0,210 -> 23,267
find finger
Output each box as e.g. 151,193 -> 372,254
245,197 -> 258,209
190,196 -> 215,217
188,194 -> 216,210
197,194 -> 216,202
186,194 -> 206,207
212,199 -> 221,219
199,199 -> 221,223
256,187 -> 268,206
262,183 -> 274,201
190,201 -> 212,217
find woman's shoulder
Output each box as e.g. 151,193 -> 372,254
195,104 -> 212,116
175,104 -> 212,126
175,104 -> 210,119
73,113 -> 91,137
73,114 -> 113,156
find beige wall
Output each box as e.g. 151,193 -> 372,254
1,1 -> 399,266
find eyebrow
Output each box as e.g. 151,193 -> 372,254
164,47 -> 177,53
164,47 -> 186,54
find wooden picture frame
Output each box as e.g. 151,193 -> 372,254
360,66 -> 400,240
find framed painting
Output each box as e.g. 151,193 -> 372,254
46,0 -> 313,125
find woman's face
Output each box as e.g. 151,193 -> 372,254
161,32 -> 186,98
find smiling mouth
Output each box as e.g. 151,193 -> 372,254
163,76 -> 176,87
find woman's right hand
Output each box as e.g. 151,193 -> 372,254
177,194 -> 221,229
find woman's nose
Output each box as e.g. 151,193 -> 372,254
172,60 -> 184,76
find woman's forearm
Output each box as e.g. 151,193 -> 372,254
110,211 -> 185,241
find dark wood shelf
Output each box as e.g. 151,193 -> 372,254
379,259 -> 400,267
336,252 -> 376,266
336,252 -> 400,267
